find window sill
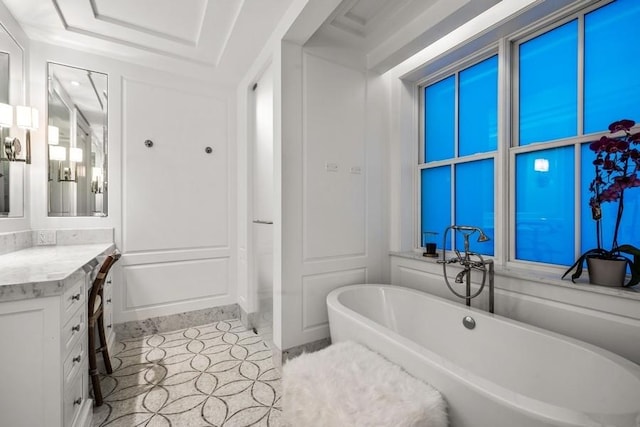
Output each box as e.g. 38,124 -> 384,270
389,251 -> 640,302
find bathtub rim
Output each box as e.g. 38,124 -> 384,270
327,283 -> 640,375
327,283 -> 640,425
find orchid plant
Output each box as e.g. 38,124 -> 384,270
563,119 -> 640,286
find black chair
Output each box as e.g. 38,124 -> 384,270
87,251 -> 120,406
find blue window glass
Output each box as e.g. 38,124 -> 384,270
580,143 -> 640,254
422,166 -> 451,250
515,147 -> 575,265
519,20 -> 578,145
425,76 -> 455,162
455,159 -> 494,255
459,56 -> 498,156
584,0 -> 640,134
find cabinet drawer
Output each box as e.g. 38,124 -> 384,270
63,368 -> 84,427
62,305 -> 85,356
62,275 -> 85,323
63,339 -> 85,386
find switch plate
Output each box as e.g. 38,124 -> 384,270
350,166 -> 362,174
36,230 -> 56,246
325,162 -> 338,172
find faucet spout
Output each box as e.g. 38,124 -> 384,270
454,270 -> 466,284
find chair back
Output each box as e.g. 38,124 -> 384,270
88,251 -> 121,316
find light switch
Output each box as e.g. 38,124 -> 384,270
325,162 -> 338,172
350,166 -> 362,174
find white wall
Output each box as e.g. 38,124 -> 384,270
28,41 -> 236,323
278,40 -> 388,350
236,0 -> 346,350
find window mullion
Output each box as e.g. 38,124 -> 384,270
497,37 -> 510,266
577,14 -> 585,136
575,14 -> 585,262
452,72 -> 460,251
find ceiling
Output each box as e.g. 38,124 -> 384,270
2,0 -> 505,84
312,0 -> 502,73
2,0 -> 295,85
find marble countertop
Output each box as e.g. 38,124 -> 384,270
0,243 -> 115,302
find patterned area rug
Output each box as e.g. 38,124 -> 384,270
92,320 -> 282,426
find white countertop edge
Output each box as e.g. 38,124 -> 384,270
0,243 -> 116,300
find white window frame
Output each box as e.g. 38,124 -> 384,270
415,0 -> 626,274
416,45 -> 500,256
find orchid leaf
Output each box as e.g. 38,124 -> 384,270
562,248 -> 608,283
617,244 -> 640,286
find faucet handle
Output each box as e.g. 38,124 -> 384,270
437,257 -> 459,265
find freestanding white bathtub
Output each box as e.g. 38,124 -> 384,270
327,284 -> 640,427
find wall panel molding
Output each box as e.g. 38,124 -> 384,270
122,77 -> 229,254
301,267 -> 367,331
117,257 -> 233,322
301,51 -> 367,262
122,247 -> 231,265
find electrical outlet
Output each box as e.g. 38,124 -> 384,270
36,230 -> 56,246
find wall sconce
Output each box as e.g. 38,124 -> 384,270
16,106 -> 38,164
49,145 -> 75,182
0,103 -> 12,127
49,145 -> 66,161
91,166 -> 103,193
0,103 -> 38,164
48,125 -> 59,145
0,102 -> 17,161
70,147 -> 83,163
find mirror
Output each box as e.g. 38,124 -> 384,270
0,26 -> 25,217
47,63 -> 108,217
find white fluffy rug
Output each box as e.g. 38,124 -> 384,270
283,341 -> 448,427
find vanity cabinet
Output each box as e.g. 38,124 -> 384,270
0,294 -> 61,426
0,270 -> 91,427
0,242 -> 114,427
61,270 -> 91,427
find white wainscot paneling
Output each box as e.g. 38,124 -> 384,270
0,297 -> 59,427
302,267 -> 366,331
396,264 -> 493,310
303,52 -> 366,261
122,257 -> 230,319
391,256 -> 640,364
123,78 -> 229,253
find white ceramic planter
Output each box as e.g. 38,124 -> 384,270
587,257 -> 627,287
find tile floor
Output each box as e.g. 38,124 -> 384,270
92,320 -> 283,426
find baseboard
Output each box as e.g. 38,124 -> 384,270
281,337 -> 332,364
114,304 -> 240,339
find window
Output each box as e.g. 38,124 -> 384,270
420,55 -> 497,255
419,0 -> 640,267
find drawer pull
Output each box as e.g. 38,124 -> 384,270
71,293 -> 81,301
107,279 -> 112,284
71,324 -> 81,332
106,298 -> 112,303
73,397 -> 82,406
73,355 -> 82,364
107,324 -> 112,329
